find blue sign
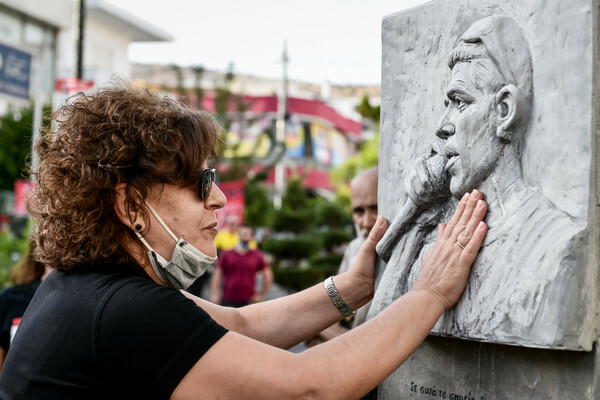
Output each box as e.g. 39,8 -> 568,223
0,42 -> 32,101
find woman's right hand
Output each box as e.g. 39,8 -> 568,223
413,190 -> 488,309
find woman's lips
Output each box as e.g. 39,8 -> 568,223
205,222 -> 218,232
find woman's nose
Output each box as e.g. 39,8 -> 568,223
206,182 -> 227,210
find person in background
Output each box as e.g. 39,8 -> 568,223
306,167 -> 379,346
210,226 -> 273,307
0,239 -> 51,372
214,214 -> 258,252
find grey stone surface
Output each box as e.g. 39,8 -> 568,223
378,336 -> 597,400
371,0 -> 598,351
371,0 -> 600,398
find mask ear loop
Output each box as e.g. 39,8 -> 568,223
133,188 -> 179,243
135,230 -> 155,253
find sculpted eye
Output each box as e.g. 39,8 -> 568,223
455,98 -> 470,112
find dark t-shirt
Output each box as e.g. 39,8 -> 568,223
0,279 -> 41,351
0,264 -> 227,399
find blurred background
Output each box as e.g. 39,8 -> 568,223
0,0 -> 428,291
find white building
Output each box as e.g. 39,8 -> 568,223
0,0 -> 172,109
0,0 -> 172,225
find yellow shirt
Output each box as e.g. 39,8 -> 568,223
214,230 -> 257,251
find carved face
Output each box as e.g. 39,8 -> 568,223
436,58 -> 504,198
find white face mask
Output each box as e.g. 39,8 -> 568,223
134,201 -> 217,290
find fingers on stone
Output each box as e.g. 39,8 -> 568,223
464,221 -> 488,254
444,192 -> 470,238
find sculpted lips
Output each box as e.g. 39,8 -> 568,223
444,144 -> 459,173
445,156 -> 459,172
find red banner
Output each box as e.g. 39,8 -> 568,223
215,180 -> 246,229
54,77 -> 94,95
14,180 -> 34,216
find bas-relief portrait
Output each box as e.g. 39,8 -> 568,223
370,3 -> 597,351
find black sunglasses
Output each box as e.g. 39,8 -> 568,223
198,168 -> 216,200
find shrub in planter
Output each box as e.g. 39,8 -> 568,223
309,253 -> 344,278
320,229 -> 353,253
261,234 -> 322,262
273,266 -> 325,292
316,200 -> 350,228
273,207 -> 315,234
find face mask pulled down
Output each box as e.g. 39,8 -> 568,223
134,201 -> 216,290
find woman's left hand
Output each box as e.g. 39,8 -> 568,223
343,216 -> 388,307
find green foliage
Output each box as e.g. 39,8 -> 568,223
315,198 -> 350,228
309,253 -> 344,277
355,94 -> 380,122
273,252 -> 345,292
261,234 -> 322,261
170,64 -> 186,101
244,177 -> 275,228
272,266 -> 324,292
192,65 -> 205,108
282,176 -> 310,210
264,177 -> 352,291
0,221 -> 31,290
0,106 -> 34,190
330,132 -> 380,186
320,229 -> 353,252
273,177 -> 317,233
273,207 -> 315,234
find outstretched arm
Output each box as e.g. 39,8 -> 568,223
174,191 -> 487,400
209,266 -> 223,304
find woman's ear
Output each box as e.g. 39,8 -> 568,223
114,183 -> 139,229
495,84 -> 520,142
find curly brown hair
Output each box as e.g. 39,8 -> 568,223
29,83 -> 220,271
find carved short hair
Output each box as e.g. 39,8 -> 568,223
449,15 -> 534,148
30,82 -> 220,271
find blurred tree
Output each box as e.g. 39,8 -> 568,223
170,63 -> 186,101
244,175 -> 275,229
0,104 -> 52,190
0,221 -> 30,289
273,176 -> 316,233
315,196 -> 350,228
330,132 -> 379,186
355,94 -> 380,121
192,65 -> 205,109
265,177 -> 354,291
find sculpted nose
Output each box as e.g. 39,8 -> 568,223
436,123 -> 455,140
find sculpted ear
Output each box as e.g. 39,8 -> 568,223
495,84 -> 521,142
114,183 -> 139,229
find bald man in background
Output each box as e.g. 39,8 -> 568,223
306,167 -> 379,347
338,167 -> 379,327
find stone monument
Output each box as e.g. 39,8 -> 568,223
369,0 -> 600,398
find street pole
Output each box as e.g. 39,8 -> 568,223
75,0 -> 85,79
273,41 -> 288,209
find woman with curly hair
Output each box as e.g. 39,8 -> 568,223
0,83 -> 487,399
